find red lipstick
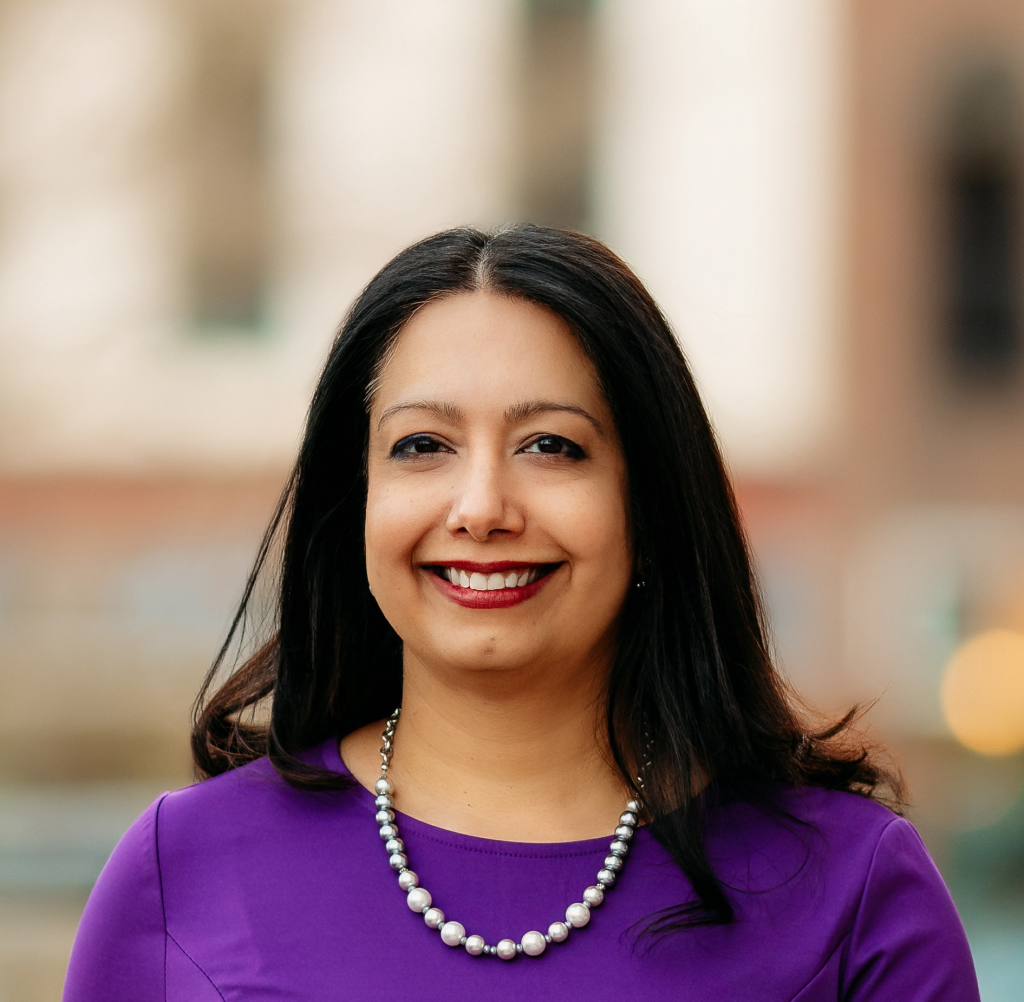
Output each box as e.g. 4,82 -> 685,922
424,561 -> 560,609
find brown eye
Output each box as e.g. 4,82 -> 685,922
392,434 -> 450,457
521,435 -> 585,459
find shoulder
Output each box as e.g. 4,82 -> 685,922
704,785 -> 911,921
701,785 -> 978,999
85,793 -> 167,907
77,752 -> 341,897
779,784 -> 904,852
64,796 -> 169,1000
159,753 -> 288,825
843,806 -> 980,998
763,786 -> 934,894
708,784 -> 902,865
773,786 -> 926,886
707,786 -> 978,999
149,739 -> 373,908
155,742 -> 358,852
767,782 -> 900,829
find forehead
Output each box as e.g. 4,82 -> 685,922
371,291 -> 604,410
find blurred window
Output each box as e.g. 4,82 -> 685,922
185,0 -> 276,334
945,65 -> 1022,384
520,0 -> 596,231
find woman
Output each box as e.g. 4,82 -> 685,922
64,226 -> 978,1000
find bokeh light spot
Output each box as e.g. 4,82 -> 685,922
941,629 -> 1024,756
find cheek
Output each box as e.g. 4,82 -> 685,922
364,477 -> 425,574
543,477 -> 632,579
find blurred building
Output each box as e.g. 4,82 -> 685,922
1,0 -> 1023,998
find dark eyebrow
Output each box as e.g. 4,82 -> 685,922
504,400 -> 604,435
376,398 -> 604,435
377,400 -> 465,431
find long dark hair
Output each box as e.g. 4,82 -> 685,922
193,225 -> 902,931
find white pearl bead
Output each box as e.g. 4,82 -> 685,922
440,921 -> 465,946
565,902 -> 591,928
371,709 -> 641,962
548,921 -> 569,943
521,931 -> 546,956
406,887 -> 431,913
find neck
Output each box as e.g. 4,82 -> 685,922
341,650 -> 629,842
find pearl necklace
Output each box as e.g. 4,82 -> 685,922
372,708 -> 641,960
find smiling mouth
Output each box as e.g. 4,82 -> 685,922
430,564 -> 559,592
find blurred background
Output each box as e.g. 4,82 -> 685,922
0,0 -> 1022,997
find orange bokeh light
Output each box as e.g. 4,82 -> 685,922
941,629 -> 1024,756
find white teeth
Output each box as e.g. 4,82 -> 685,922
444,567 -> 544,590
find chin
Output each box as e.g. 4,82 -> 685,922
424,634 -> 551,674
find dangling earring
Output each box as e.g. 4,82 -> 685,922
634,556 -> 647,589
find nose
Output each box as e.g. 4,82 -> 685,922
445,452 -> 525,542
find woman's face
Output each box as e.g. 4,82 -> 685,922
365,291 -> 633,684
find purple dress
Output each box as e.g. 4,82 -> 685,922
63,738 -> 979,1001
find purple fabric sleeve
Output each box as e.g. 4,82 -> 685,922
62,795 -> 168,1002
843,818 -> 980,1001
165,937 -> 227,1002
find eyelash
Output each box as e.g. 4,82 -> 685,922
520,434 -> 586,460
391,434 -> 453,458
390,433 -> 586,461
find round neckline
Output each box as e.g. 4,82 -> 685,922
321,737 -> 640,859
